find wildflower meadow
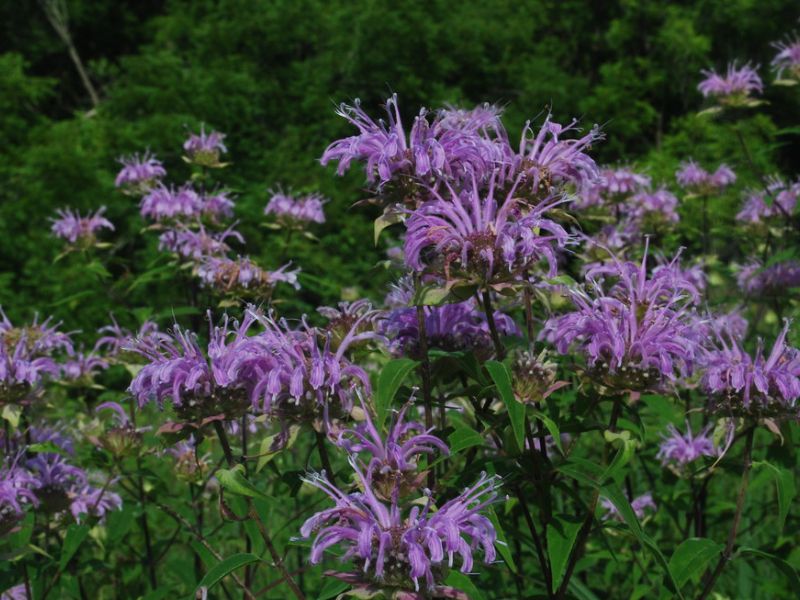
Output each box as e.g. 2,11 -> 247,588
1,2 -> 800,599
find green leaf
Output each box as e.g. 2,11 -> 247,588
737,547 -> 800,587
599,484 -> 684,599
1,404 -> 21,428
487,506 -> 516,573
216,465 -> 270,500
412,284 -> 452,306
60,524 -> 90,570
753,461 -> 796,532
373,210 -> 405,245
447,427 -> 484,454
668,538 -> 723,588
548,514 -> 583,589
485,360 -> 525,450
256,425 -> 300,473
375,358 -> 418,428
27,441 -> 65,455
195,553 -> 261,593
189,541 -> 216,568
531,410 -> 564,454
317,578 -> 349,600
444,570 -> 486,600
601,430 -> 637,483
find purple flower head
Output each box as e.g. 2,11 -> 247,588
95,316 -> 167,358
772,36 -> 800,80
627,188 -> 679,229
196,256 -> 300,296
50,207 -> 114,246
0,584 -> 27,600
317,300 -> 385,353
381,295 -> 518,360
69,485 -> 122,523
140,184 -> 203,222
736,177 -> 799,224
698,62 -> 763,104
599,167 -> 651,197
336,395 -> 449,497
61,351 -> 108,382
736,259 -> 800,296
26,453 -> 87,513
299,461 -> 500,593
404,174 -> 570,285
183,126 -> 227,166
115,151 -> 166,192
542,242 -> 701,392
0,310 -> 73,357
159,223 -> 244,260
601,492 -> 656,521
657,422 -> 717,468
676,161 -> 736,192
0,459 -> 39,534
202,190 -> 235,221
675,160 -> 708,189
321,95 -> 502,187
264,190 -> 327,227
505,113 -> 602,193
436,103 -> 506,135
244,309 -> 374,428
701,321 -> 800,417
710,165 -> 737,188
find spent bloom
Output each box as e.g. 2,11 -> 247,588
657,422 -> 717,467
196,256 -> 300,295
701,321 -> 800,416
321,94 -> 502,187
772,36 -> 800,81
698,62 -> 763,104
542,243 -> 700,391
264,190 -> 326,227
404,174 -> 570,285
114,151 -> 166,192
50,207 -> 114,246
299,461 -> 500,594
183,126 -> 227,166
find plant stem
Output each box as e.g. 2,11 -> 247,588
214,420 -> 236,467
316,430 -> 337,486
213,421 -> 306,600
247,504 -> 307,600
136,454 -> 158,590
414,292 -> 435,488
516,488 -> 554,597
696,426 -> 755,600
481,290 -> 505,359
556,397 -> 622,598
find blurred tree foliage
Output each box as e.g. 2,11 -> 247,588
1,0 -> 799,339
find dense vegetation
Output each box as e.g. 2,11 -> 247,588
1,1 -> 799,599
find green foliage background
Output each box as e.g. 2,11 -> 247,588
1,0 -> 799,337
